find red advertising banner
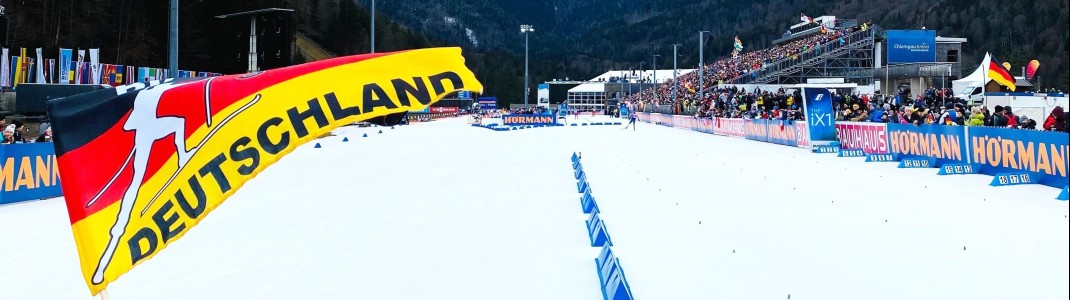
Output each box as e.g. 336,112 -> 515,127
713,118 -> 746,138
795,121 -> 810,148
835,122 -> 889,154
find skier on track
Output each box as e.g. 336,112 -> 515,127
623,109 -> 637,131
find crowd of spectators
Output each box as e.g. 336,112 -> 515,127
627,22 -> 869,111
619,21 -> 1069,133
818,86 -> 1068,132
833,96 -> 1068,132
0,119 -> 52,144
634,80 -> 1069,132
685,86 -> 807,121
508,107 -> 554,115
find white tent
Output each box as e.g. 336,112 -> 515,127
952,52 -> 989,97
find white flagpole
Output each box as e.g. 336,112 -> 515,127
982,52 -> 990,105
99,288 -> 110,300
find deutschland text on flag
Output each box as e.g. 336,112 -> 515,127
46,47 -> 483,295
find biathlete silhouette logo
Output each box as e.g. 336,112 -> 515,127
84,77 -> 261,285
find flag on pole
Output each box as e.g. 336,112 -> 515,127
987,54 -> 1016,91
76,49 -> 86,84
0,48 -> 8,87
15,48 -> 27,86
59,49 -> 73,84
46,59 -> 56,84
90,48 -> 101,84
36,48 -> 46,83
733,36 -> 744,52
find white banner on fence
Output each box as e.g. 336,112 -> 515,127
76,49 -> 85,84
1,48 -> 9,87
89,48 -> 101,84
35,48 -> 46,84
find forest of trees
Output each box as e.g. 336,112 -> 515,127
4,0 -> 1066,104
4,0 -> 528,101
372,0 -> 1069,99
4,0 -> 432,72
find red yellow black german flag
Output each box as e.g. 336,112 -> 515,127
988,56 -> 1016,91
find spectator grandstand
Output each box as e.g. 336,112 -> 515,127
619,16 -> 1068,132
626,21 -> 872,107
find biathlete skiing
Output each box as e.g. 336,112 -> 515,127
623,109 -> 637,130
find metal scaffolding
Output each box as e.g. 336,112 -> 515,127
731,23 -> 882,86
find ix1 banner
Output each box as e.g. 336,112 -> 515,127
802,87 -> 836,145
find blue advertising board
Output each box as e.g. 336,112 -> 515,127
967,127 -> 1068,188
887,30 -> 936,64
802,88 -> 836,143
0,143 -> 63,205
478,96 -> 497,110
458,90 -> 472,99
886,123 -> 967,167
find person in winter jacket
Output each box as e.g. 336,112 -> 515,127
1044,106 -> 1066,131
849,103 -> 869,122
869,103 -> 886,122
1020,116 -> 1037,130
992,105 -> 1008,127
982,106 -> 992,126
1003,106 -> 1021,128
939,103 -> 960,125
967,107 -> 985,126
36,127 -> 53,143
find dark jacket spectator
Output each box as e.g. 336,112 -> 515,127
10,121 -> 26,142
992,106 -> 1008,127
982,106 -> 992,126
1020,116 -> 1037,130
1003,106 -> 1020,128
36,127 -> 53,143
848,103 -> 868,122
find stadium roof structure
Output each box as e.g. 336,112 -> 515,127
936,36 -> 968,43
567,69 -> 696,93
214,8 -> 294,19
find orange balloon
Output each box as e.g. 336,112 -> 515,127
1026,60 -> 1040,79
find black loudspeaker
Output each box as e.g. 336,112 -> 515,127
15,84 -> 106,115
257,11 -> 294,70
0,16 -> 9,46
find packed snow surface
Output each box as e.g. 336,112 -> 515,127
1,116 -> 1066,300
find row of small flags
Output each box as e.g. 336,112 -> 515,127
0,47 -> 221,88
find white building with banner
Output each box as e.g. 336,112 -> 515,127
566,69 -> 694,113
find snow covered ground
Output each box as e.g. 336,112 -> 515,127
1,116 -> 1066,299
